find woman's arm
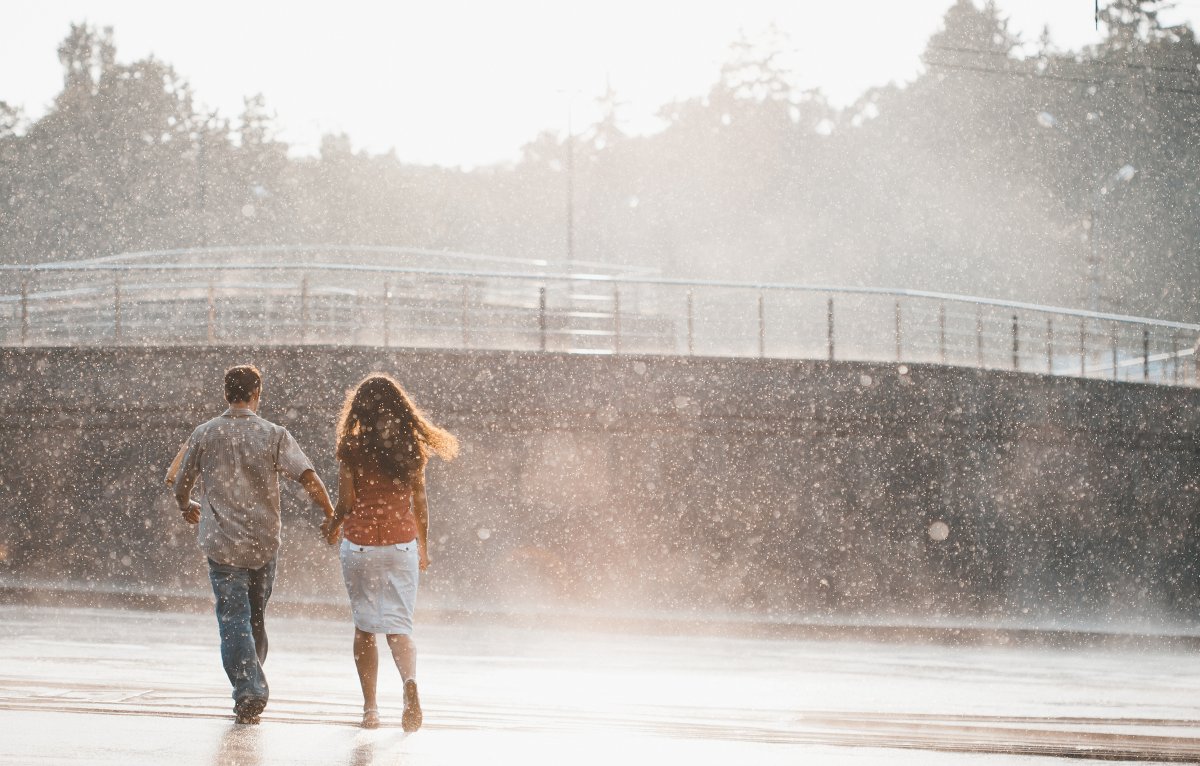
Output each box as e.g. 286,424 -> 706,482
413,468 -> 430,571
321,461 -> 356,545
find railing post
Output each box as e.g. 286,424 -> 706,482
757,292 -> 765,358
894,300 -> 902,362
207,282 -> 216,343
114,276 -> 123,343
1079,317 -> 1086,377
1046,316 -> 1053,374
1011,314 -> 1019,370
686,289 -> 694,356
1111,328 -> 1119,381
300,275 -> 309,344
461,283 -> 470,349
538,286 -> 547,352
826,296 -> 835,361
1171,333 -> 1179,385
938,302 -> 946,364
383,281 -> 391,349
976,305 -> 983,368
613,285 -> 621,355
1195,334 -> 1200,386
19,280 -> 28,347
1143,328 -> 1150,382
1195,335 -> 1200,386
352,291 -> 363,345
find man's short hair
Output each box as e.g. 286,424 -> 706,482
224,365 -> 262,403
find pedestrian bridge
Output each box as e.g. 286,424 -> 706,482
2,245 -> 1196,386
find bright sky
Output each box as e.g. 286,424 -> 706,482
3,1 -> 1199,167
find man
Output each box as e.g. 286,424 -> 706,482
174,364 -> 335,724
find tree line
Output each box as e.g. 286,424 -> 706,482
1,0 -> 1198,318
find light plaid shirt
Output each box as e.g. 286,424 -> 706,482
174,406 -> 314,568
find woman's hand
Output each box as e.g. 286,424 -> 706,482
418,545 -> 430,571
321,516 -> 341,545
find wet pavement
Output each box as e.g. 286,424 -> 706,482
2,604 -> 1199,764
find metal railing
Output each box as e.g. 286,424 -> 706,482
2,250 -> 1198,386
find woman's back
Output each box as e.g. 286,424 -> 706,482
341,451 -> 416,546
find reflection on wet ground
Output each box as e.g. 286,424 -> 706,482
1,604 -> 1199,764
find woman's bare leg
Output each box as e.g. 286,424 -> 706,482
353,629 -> 379,711
386,634 -> 422,731
385,633 -> 416,681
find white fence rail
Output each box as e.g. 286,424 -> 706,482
2,255 -> 1198,386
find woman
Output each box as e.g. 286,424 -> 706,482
322,374 -> 458,731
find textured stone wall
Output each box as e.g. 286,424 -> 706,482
1,346 -> 1198,626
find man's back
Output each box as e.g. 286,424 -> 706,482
177,406 -> 313,568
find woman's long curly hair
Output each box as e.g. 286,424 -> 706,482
335,374 -> 458,484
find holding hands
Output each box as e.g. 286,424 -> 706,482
181,500 -> 201,525
321,515 -> 342,545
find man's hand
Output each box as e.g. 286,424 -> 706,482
320,516 -> 341,545
181,500 -> 201,525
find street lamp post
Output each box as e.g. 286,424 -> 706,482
1036,114 -> 1137,316
196,111 -> 219,249
566,102 -> 575,266
1086,164 -> 1137,313
555,87 -> 586,268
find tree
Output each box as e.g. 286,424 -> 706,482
2,24 -> 202,260
4,13 -> 1200,322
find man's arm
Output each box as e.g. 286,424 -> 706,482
164,442 -> 188,487
321,462 -> 355,545
298,469 -> 336,522
277,430 -> 333,526
173,437 -> 202,525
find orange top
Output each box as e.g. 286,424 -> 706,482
342,464 -> 415,546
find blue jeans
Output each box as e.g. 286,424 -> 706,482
208,556 -> 276,704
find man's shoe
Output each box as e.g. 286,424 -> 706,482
234,697 -> 266,725
401,680 -> 422,733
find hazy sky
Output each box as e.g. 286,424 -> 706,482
3,1 -> 1199,167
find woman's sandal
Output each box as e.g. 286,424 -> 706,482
361,706 -> 380,729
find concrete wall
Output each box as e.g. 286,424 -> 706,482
1,346 -> 1198,627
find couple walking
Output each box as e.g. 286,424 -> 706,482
170,365 -> 458,729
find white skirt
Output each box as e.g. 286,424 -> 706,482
339,538 -> 420,635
